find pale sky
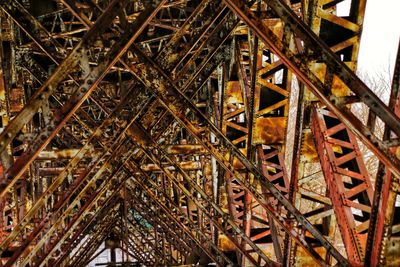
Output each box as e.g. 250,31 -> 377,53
357,0 -> 400,78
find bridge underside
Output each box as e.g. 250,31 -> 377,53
0,0 -> 399,266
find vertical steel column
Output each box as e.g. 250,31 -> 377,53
282,0 -> 369,264
366,43 -> 400,267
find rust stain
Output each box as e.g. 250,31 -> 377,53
128,123 -> 152,146
218,234 -> 236,251
226,81 -> 243,104
164,144 -> 207,155
386,237 -> 400,266
223,150 -> 246,169
253,117 -> 286,144
332,76 -> 351,97
9,88 -> 24,113
301,131 -> 318,162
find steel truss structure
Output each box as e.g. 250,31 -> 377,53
0,0 -> 398,266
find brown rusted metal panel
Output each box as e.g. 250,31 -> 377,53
8,88 -> 24,113
253,117 -> 287,144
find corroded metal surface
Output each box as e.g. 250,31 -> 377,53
0,0 -> 398,266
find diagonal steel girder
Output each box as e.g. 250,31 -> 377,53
127,129 -> 277,266
0,0 -> 165,199
20,141 -> 135,267
52,197 -> 122,266
0,0 -> 129,155
3,6 -> 233,267
118,220 -> 164,265
0,0 -> 227,192
127,43 -> 347,264
127,175 -> 234,266
365,43 -> 400,266
0,83 -> 146,257
2,0 -> 372,266
1,1 -> 396,266
3,3 -> 236,264
65,210 -> 120,267
124,188 -> 212,265
223,0 -> 400,179
53,200 -> 122,266
284,0 -> 370,264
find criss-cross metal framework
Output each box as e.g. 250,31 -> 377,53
0,0 -> 399,266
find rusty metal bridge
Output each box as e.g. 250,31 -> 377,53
0,0 -> 399,266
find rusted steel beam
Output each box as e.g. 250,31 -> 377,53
4,137 -> 133,266
35,145 -> 206,160
366,42 -> 400,266
126,163 -> 234,266
284,0 -> 369,264
127,124 -> 277,265
2,0 -> 390,260
257,145 -> 289,261
53,197 -> 122,266
223,0 -> 400,180
0,0 -> 128,155
0,84 -> 145,257
66,212 -> 120,267
0,0 -> 164,201
222,34 -> 292,263
124,195 -> 194,264
141,161 -> 202,172
0,33 -> 8,136
129,45 -> 347,265
37,149 -> 81,159
311,105 -> 374,265
21,143 -> 135,267
221,47 -> 253,263
121,222 -> 161,265
5,3 -> 234,264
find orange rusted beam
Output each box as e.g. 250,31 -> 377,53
223,0 -> 400,180
129,43 -> 346,265
366,42 -> 400,267
311,106 -> 373,265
